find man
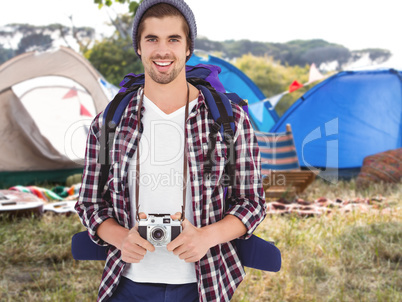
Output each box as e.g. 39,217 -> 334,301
75,0 -> 266,301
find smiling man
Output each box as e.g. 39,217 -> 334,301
75,1 -> 266,301
139,17 -> 188,86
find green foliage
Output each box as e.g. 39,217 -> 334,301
194,38 -> 391,69
300,45 -> 351,66
0,23 -> 95,58
85,36 -> 143,86
223,39 -> 269,58
234,54 -> 310,116
366,48 -> 392,62
108,13 -> 134,39
90,0 -> 391,68
66,174 -> 83,187
0,46 -> 14,65
85,12 -> 143,85
94,0 -> 141,15
16,33 -> 53,55
351,48 -> 392,63
195,37 -> 224,53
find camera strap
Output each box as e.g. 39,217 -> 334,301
135,84 -> 190,222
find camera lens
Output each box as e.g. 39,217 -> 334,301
151,227 -> 165,241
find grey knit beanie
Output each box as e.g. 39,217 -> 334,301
132,0 -> 197,62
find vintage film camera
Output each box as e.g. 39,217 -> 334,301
138,214 -> 182,247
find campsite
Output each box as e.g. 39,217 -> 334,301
1,45 -> 400,302
1,1 -> 401,300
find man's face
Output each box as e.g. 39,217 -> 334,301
138,16 -> 190,85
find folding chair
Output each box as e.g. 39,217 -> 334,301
256,124 -> 316,199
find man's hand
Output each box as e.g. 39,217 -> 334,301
166,212 -> 211,263
166,212 -> 248,263
120,213 -> 155,263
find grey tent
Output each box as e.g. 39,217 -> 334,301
0,47 -> 115,187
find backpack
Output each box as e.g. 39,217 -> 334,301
72,64 -> 282,272
98,64 -> 248,193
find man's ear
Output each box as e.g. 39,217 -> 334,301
138,46 -> 142,55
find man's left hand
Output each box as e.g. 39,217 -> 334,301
166,213 -> 210,263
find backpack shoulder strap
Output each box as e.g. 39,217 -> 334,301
187,77 -> 236,135
98,83 -> 141,193
188,77 -> 238,187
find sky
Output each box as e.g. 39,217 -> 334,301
1,0 -> 401,66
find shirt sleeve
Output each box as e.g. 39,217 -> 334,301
74,113 -> 115,246
225,104 -> 267,239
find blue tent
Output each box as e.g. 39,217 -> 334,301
188,53 -> 278,132
270,69 -> 402,177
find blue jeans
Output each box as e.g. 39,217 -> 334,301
109,277 -> 199,302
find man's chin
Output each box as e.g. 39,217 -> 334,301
148,70 -> 179,85
151,75 -> 175,85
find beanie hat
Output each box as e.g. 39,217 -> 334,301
132,0 -> 197,62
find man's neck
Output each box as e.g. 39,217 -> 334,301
143,75 -> 198,115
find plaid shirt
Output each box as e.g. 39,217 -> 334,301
75,87 -> 266,302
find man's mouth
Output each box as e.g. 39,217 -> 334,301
154,61 -> 173,67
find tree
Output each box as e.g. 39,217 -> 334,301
94,0 -> 142,15
85,12 -> 143,85
0,46 -> 14,65
223,40 -> 269,58
353,48 -> 391,63
195,38 -> 224,54
16,33 -> 53,54
106,13 -> 134,40
2,23 -> 95,55
85,35 -> 143,86
301,46 -> 351,68
234,54 -> 310,116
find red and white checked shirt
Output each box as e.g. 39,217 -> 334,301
75,88 -> 266,302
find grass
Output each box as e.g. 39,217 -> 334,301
0,179 -> 401,301
233,179 -> 402,302
0,214 -> 103,302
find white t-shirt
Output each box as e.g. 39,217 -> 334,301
122,94 -> 198,284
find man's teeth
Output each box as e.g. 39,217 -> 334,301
155,61 -> 172,66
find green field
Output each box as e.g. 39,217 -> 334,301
1,180 -> 401,302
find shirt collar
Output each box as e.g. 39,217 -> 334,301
132,87 -> 205,116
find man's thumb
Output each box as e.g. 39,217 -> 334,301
133,212 -> 148,230
138,212 -> 147,220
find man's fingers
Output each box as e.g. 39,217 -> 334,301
181,219 -> 190,228
128,242 -> 148,255
122,251 -> 145,263
127,226 -> 155,252
170,212 -> 182,221
120,215 -> 157,263
180,251 -> 198,262
138,212 -> 147,220
166,234 -> 184,252
132,232 -> 155,252
168,243 -> 198,262
140,238 -> 155,252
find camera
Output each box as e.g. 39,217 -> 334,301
138,214 -> 182,247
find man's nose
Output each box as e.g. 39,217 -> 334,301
155,40 -> 171,57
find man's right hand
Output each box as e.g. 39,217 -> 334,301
120,212 -> 155,263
